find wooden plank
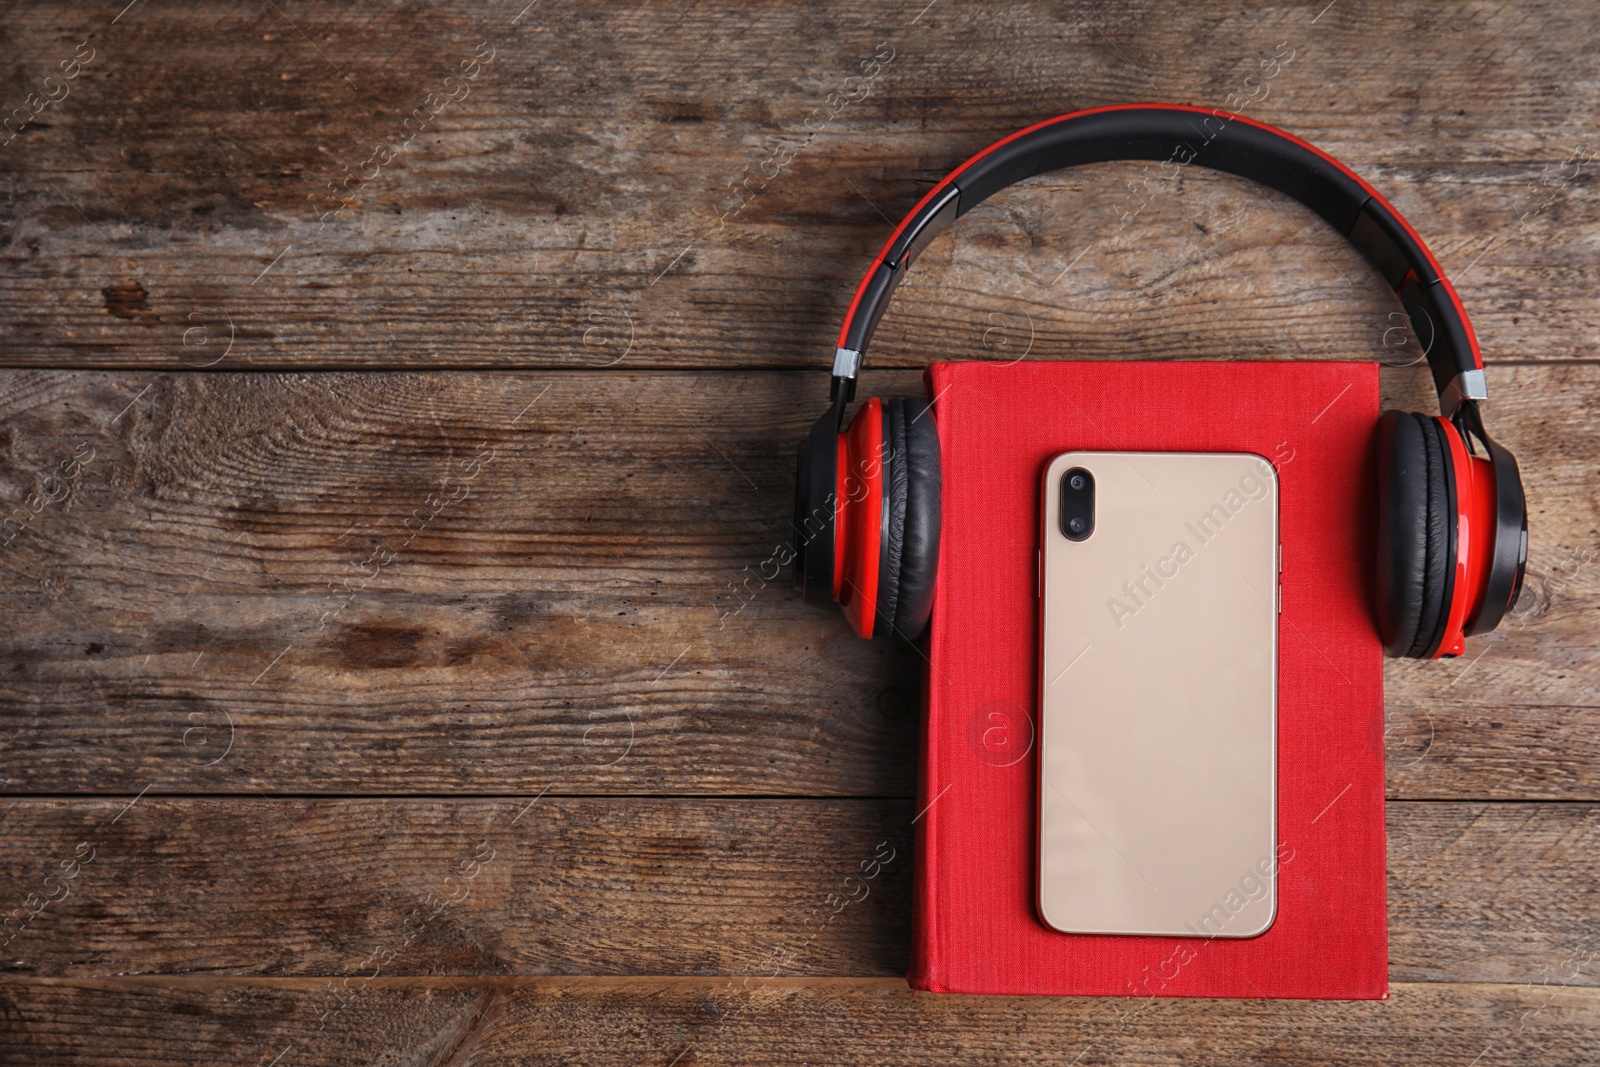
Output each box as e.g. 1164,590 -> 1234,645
1,977 -> 1597,1066
0,369 -> 923,795
0,365 -> 1594,797
0,799 -> 1594,985
1,2 -> 1598,369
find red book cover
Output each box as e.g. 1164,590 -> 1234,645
912,359 -> 1386,999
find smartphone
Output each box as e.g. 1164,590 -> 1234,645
1037,451 -> 1280,938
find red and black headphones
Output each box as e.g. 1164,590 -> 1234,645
793,104 -> 1527,659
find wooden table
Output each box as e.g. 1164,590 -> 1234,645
1,1 -> 1596,1062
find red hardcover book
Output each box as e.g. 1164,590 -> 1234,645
912,359 -> 1386,999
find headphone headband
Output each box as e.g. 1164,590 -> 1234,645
831,104 -> 1487,418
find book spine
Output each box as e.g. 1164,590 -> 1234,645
907,363 -> 948,994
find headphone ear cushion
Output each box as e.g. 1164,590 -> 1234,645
891,397 -> 941,639
1375,411 -> 1452,658
874,399 -> 909,638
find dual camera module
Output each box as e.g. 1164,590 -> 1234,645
1060,468 -> 1095,541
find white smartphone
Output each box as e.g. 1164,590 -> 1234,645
1037,451 -> 1280,938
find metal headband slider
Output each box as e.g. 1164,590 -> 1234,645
1441,368 -> 1488,418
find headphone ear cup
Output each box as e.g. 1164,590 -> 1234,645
793,406 -> 840,606
874,399 -> 909,638
890,397 -> 941,639
1375,411 -> 1453,658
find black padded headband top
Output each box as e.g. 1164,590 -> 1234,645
831,104 -> 1487,417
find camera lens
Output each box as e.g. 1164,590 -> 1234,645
1060,467 -> 1094,541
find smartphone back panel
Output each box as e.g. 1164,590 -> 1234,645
1038,451 -> 1279,938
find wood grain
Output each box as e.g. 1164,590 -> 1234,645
0,365 -> 1593,797
2,977 -> 1597,1066
0,799 -> 1593,985
2,1 -> 1599,369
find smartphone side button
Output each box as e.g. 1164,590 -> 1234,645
1037,550 -> 1043,599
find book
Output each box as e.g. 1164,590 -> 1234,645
913,359 -> 1386,999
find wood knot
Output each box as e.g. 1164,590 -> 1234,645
101,280 -> 158,324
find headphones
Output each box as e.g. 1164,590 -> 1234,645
792,104 -> 1527,659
